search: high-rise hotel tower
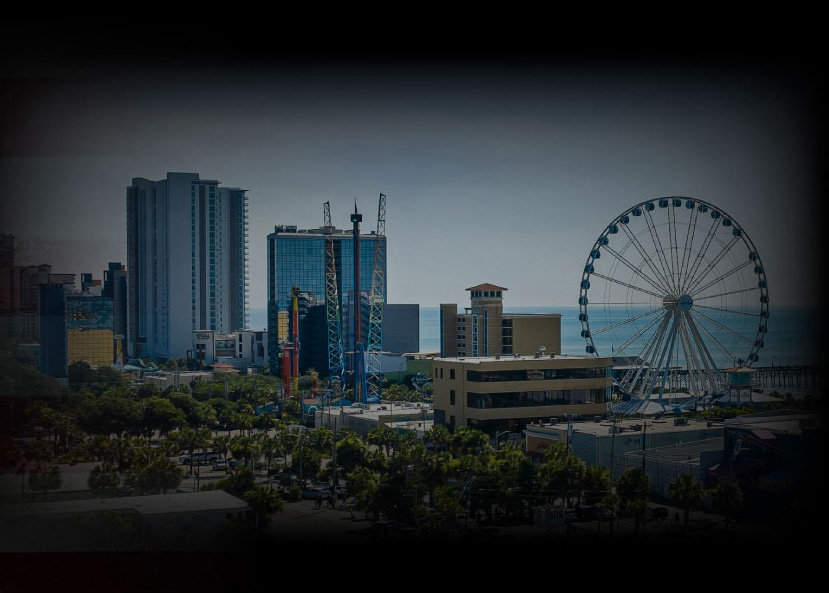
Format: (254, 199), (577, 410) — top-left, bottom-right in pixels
(127, 173), (248, 358)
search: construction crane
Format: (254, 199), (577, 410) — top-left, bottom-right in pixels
(323, 201), (345, 392)
(365, 193), (386, 401)
(350, 202), (366, 404)
(281, 286), (301, 396)
(291, 286), (300, 394)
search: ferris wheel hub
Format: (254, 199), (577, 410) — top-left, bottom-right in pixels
(662, 294), (693, 311)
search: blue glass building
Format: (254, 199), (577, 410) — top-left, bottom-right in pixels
(266, 225), (386, 377)
(39, 283), (67, 377)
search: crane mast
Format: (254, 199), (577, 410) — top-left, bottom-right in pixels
(323, 201), (345, 391)
(366, 193), (386, 401)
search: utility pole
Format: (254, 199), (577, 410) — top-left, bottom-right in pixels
(641, 422), (648, 470)
(608, 415), (618, 484)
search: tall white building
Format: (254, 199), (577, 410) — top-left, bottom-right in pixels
(127, 173), (249, 359)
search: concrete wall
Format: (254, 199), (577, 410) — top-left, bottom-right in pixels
(511, 315), (561, 356)
(383, 303), (419, 355)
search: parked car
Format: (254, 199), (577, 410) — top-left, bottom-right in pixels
(212, 459), (227, 471)
(647, 506), (669, 521)
(301, 486), (328, 500)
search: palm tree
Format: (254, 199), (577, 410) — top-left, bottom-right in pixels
(615, 467), (650, 536)
(243, 484), (284, 534)
(582, 464), (610, 507)
(366, 426), (400, 457)
(424, 424), (451, 452)
(711, 477), (743, 528)
(537, 448), (585, 508)
(667, 473), (705, 529)
(212, 434), (232, 464)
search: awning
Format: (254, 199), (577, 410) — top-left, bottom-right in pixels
(751, 429), (777, 440)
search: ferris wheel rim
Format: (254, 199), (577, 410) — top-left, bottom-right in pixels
(577, 196), (769, 399)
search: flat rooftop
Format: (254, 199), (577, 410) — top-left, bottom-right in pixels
(318, 401), (432, 421)
(435, 354), (611, 364)
(386, 420), (434, 431)
(624, 436), (725, 462)
(526, 416), (722, 438)
(724, 411), (823, 435)
(1, 490), (248, 518)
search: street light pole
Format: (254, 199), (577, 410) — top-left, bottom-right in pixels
(495, 431), (510, 451)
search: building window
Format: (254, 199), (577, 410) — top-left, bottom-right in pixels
(450, 390), (455, 405)
(450, 368), (455, 380)
(440, 367), (444, 379)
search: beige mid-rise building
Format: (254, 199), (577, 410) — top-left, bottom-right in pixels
(440, 283), (560, 358)
(432, 353), (612, 436)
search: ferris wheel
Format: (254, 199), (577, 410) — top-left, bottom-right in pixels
(578, 197), (769, 413)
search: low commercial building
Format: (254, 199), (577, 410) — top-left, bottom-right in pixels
(526, 416), (724, 481)
(66, 293), (118, 368)
(0, 490), (249, 552)
(720, 410), (823, 510)
(383, 352), (436, 385)
(622, 436), (724, 496)
(315, 401), (433, 437)
(191, 329), (268, 370)
(387, 418), (434, 439)
(142, 370), (214, 389)
(433, 353), (613, 436)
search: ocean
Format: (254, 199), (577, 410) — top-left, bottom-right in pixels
(248, 305), (820, 367)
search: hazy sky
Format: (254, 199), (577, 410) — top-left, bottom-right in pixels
(1, 40), (823, 311)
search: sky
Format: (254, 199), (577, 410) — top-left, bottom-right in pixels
(1, 27), (824, 313)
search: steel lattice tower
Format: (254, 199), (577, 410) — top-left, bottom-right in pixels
(323, 201), (345, 388)
(366, 193), (386, 400)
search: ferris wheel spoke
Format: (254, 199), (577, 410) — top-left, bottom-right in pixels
(688, 311), (739, 369)
(648, 315), (677, 399)
(616, 322), (669, 392)
(694, 286), (760, 300)
(611, 310), (668, 357)
(677, 317), (704, 395)
(694, 303), (761, 318)
(668, 204), (681, 293)
(677, 205), (700, 292)
(636, 313), (673, 396)
(684, 311), (726, 371)
(686, 313), (721, 391)
(591, 306), (663, 336)
(643, 314), (679, 398)
(643, 209), (677, 293)
(683, 216), (721, 295)
(589, 272), (665, 300)
(588, 302), (656, 305)
(655, 314), (681, 399)
(631, 315), (670, 397)
(689, 259), (753, 298)
(601, 244), (671, 295)
(681, 312), (721, 392)
(683, 235), (741, 295)
(617, 223), (674, 293)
